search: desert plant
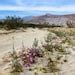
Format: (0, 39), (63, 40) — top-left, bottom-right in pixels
(47, 58), (60, 73)
(42, 33), (70, 74)
(50, 30), (67, 37)
(32, 38), (38, 48)
(3, 16), (23, 30)
(10, 37), (23, 75)
(10, 51), (23, 75)
(20, 39), (43, 67)
(20, 48), (40, 67)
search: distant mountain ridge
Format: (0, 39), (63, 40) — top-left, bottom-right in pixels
(23, 14), (75, 27)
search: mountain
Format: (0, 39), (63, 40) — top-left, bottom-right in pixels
(23, 14), (75, 27)
(23, 16), (34, 21)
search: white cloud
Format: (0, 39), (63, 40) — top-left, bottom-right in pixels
(0, 5), (24, 11)
(0, 5), (75, 13)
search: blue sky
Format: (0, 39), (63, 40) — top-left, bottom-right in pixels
(0, 0), (75, 18)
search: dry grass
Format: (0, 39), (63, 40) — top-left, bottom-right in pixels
(47, 27), (75, 37)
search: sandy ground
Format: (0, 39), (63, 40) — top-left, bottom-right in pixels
(0, 28), (75, 75)
(0, 28), (49, 75)
(0, 28), (48, 56)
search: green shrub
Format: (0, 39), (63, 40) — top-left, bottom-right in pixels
(3, 16), (23, 30)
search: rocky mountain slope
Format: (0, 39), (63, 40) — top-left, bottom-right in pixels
(24, 14), (75, 27)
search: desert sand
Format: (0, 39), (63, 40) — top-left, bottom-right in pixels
(0, 28), (48, 75)
(0, 28), (75, 75)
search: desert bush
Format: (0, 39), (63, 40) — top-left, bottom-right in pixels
(10, 51), (23, 73)
(42, 33), (70, 74)
(3, 16), (23, 30)
(0, 20), (4, 28)
(48, 28), (75, 37)
(20, 39), (43, 67)
(50, 30), (67, 37)
(20, 48), (43, 67)
(47, 57), (60, 73)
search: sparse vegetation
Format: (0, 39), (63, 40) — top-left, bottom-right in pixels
(8, 32), (71, 75)
(48, 28), (75, 36)
(10, 51), (23, 75)
(3, 16), (24, 30)
(42, 33), (70, 74)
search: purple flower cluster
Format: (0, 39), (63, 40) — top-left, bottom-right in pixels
(20, 48), (43, 67)
(28, 48), (43, 57)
